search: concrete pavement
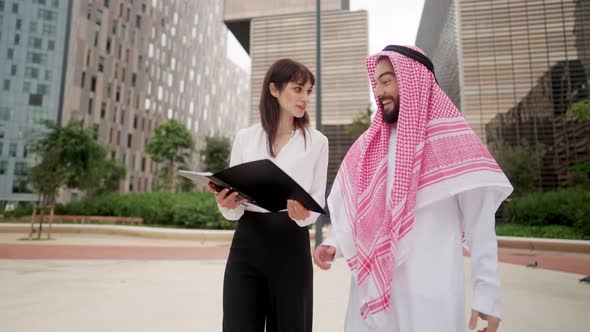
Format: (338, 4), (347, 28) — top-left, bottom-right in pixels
(1, 257), (589, 332)
(1, 227), (589, 331)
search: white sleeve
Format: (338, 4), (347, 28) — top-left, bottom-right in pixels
(292, 136), (329, 227)
(458, 188), (503, 319)
(217, 131), (245, 221)
(319, 179), (354, 259)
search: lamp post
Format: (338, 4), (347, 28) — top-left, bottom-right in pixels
(315, 0), (324, 248)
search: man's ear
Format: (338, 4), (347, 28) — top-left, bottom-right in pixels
(269, 82), (280, 98)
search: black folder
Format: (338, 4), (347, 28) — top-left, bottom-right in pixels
(178, 159), (326, 214)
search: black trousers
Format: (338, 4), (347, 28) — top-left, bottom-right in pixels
(223, 211), (313, 332)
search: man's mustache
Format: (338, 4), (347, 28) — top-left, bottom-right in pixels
(379, 97), (395, 106)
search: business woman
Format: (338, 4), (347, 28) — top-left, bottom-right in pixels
(210, 58), (329, 332)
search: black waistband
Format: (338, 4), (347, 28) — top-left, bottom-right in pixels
(231, 211), (310, 249)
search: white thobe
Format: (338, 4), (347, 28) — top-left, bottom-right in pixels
(323, 126), (504, 332)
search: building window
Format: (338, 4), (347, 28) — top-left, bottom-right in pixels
(0, 161), (7, 175)
(94, 30), (99, 47)
(14, 34), (19, 45)
(42, 24), (56, 36)
(91, 76), (96, 92)
(111, 106), (117, 123)
(0, 1), (4, 11)
(133, 115), (138, 129)
(29, 37), (42, 49)
(23, 81), (32, 93)
(44, 70), (52, 81)
(127, 134), (132, 148)
(88, 97), (93, 115)
(81, 71), (86, 88)
(100, 102), (106, 119)
(98, 56), (105, 72)
(47, 40), (55, 50)
(7, 48), (13, 59)
(129, 176), (134, 191)
(29, 94), (43, 106)
(104, 0), (110, 8)
(9, 143), (16, 157)
(29, 22), (38, 33)
(106, 37), (111, 53)
(13, 162), (32, 193)
(38, 9), (57, 21)
(96, 9), (103, 25)
(12, 3), (17, 14)
(0, 107), (11, 121)
(37, 83), (49, 95)
(3, 80), (9, 91)
(26, 52), (46, 65)
(25, 67), (40, 79)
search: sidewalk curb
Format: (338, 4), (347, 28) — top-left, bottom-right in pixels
(0, 223), (235, 242)
(2, 223), (589, 253)
(497, 236), (590, 254)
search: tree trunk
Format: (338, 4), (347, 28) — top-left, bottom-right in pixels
(37, 193), (47, 239)
(169, 157), (177, 193)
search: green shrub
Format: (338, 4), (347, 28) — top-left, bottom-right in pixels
(2, 203), (34, 218)
(495, 224), (587, 240)
(504, 189), (590, 229)
(56, 192), (235, 229)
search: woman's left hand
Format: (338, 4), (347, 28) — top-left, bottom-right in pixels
(287, 199), (311, 221)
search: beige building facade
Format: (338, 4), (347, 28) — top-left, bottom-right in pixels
(224, 0), (369, 184)
(61, 0), (249, 196)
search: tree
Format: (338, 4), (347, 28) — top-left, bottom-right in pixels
(566, 162), (590, 189)
(491, 141), (546, 196)
(200, 136), (231, 173)
(146, 120), (194, 192)
(29, 120), (126, 238)
(566, 98), (590, 122)
(346, 104), (373, 139)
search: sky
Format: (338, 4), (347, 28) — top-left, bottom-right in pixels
(226, 0), (426, 72)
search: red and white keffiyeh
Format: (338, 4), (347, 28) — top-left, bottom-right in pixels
(335, 47), (512, 326)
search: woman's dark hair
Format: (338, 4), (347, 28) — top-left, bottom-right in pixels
(260, 59), (315, 157)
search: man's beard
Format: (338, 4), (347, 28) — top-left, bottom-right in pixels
(381, 99), (399, 124)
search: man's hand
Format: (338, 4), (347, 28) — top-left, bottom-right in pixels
(313, 245), (336, 270)
(209, 184), (246, 209)
(287, 199), (311, 221)
(469, 309), (500, 332)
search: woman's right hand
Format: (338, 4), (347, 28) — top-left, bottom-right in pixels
(208, 183), (246, 209)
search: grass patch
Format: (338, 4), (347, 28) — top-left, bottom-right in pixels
(17, 237), (56, 241)
(496, 224), (589, 240)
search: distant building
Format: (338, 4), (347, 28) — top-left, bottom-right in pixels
(0, 0), (250, 205)
(416, 0), (590, 190)
(224, 0), (370, 184)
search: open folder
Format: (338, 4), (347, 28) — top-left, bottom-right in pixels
(178, 159), (326, 214)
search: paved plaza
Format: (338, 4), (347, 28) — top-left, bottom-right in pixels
(0, 232), (589, 332)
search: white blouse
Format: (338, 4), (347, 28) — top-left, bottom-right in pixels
(217, 123), (329, 227)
